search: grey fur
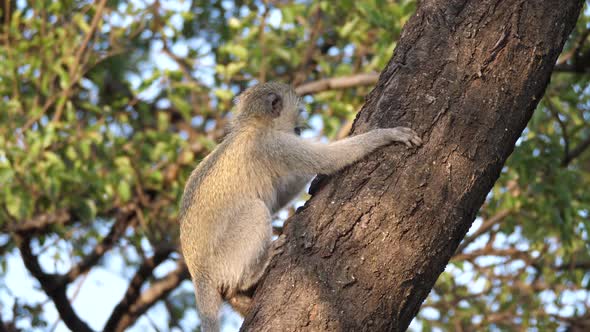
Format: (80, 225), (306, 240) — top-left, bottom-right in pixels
(179, 82), (422, 332)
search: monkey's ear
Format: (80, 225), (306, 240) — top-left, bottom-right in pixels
(266, 92), (282, 117)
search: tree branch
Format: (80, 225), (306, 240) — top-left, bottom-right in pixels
(557, 28), (590, 65)
(294, 72), (379, 96)
(546, 99), (571, 162)
(454, 210), (511, 255)
(6, 209), (71, 235)
(104, 259), (189, 332)
(103, 246), (174, 330)
(293, 7), (323, 86)
(553, 259), (590, 271)
(0, 310), (18, 332)
(553, 63), (590, 73)
(51, 0), (108, 124)
(14, 203), (137, 332)
(562, 135), (590, 166)
(16, 236), (93, 332)
(453, 247), (536, 264)
(63, 208), (135, 284)
(257, 4), (271, 82)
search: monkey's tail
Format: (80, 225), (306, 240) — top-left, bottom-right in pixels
(194, 281), (222, 332)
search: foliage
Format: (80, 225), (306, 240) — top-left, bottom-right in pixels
(0, 0), (588, 331)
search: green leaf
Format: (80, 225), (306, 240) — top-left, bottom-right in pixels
(117, 181), (132, 202)
(169, 94), (192, 121)
(226, 62), (246, 76)
(214, 89), (233, 102)
(274, 48), (291, 62)
(0, 166), (14, 186)
(44, 151), (65, 169)
(73, 13), (91, 33)
(228, 17), (241, 29)
(5, 190), (31, 220)
(5, 193), (23, 219)
(221, 43), (248, 59)
(339, 17), (359, 37)
(281, 6), (295, 23)
(79, 199), (97, 222)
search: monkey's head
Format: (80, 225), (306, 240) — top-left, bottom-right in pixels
(234, 82), (303, 133)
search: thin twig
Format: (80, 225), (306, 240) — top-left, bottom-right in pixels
(51, 0), (108, 124)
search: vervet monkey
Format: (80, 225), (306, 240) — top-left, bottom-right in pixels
(179, 82), (422, 331)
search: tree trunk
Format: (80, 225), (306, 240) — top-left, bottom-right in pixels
(242, 0), (583, 331)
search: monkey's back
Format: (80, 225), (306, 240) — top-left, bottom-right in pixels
(179, 129), (277, 282)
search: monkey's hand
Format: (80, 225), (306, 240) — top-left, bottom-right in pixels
(386, 127), (423, 148)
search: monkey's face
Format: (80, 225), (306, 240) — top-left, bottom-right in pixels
(236, 82), (301, 133)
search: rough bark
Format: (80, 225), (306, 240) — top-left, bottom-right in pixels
(242, 0), (583, 331)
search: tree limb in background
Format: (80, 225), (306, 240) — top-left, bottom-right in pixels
(295, 72), (379, 95)
(454, 209), (511, 255)
(16, 206), (135, 332)
(554, 27), (590, 74)
(6, 209), (71, 235)
(293, 7), (324, 86)
(17, 236), (93, 332)
(562, 135), (590, 166)
(104, 260), (189, 332)
(63, 207), (135, 284)
(103, 245), (176, 330)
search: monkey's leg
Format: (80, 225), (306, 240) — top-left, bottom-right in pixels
(221, 200), (274, 316)
(227, 237), (287, 317)
(194, 280), (222, 332)
(239, 234), (287, 294)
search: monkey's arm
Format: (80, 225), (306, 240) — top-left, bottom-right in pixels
(271, 175), (312, 214)
(273, 127), (421, 175)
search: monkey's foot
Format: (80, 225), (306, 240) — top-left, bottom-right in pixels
(228, 293), (253, 316)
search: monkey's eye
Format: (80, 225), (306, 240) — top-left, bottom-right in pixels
(294, 127), (302, 136)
